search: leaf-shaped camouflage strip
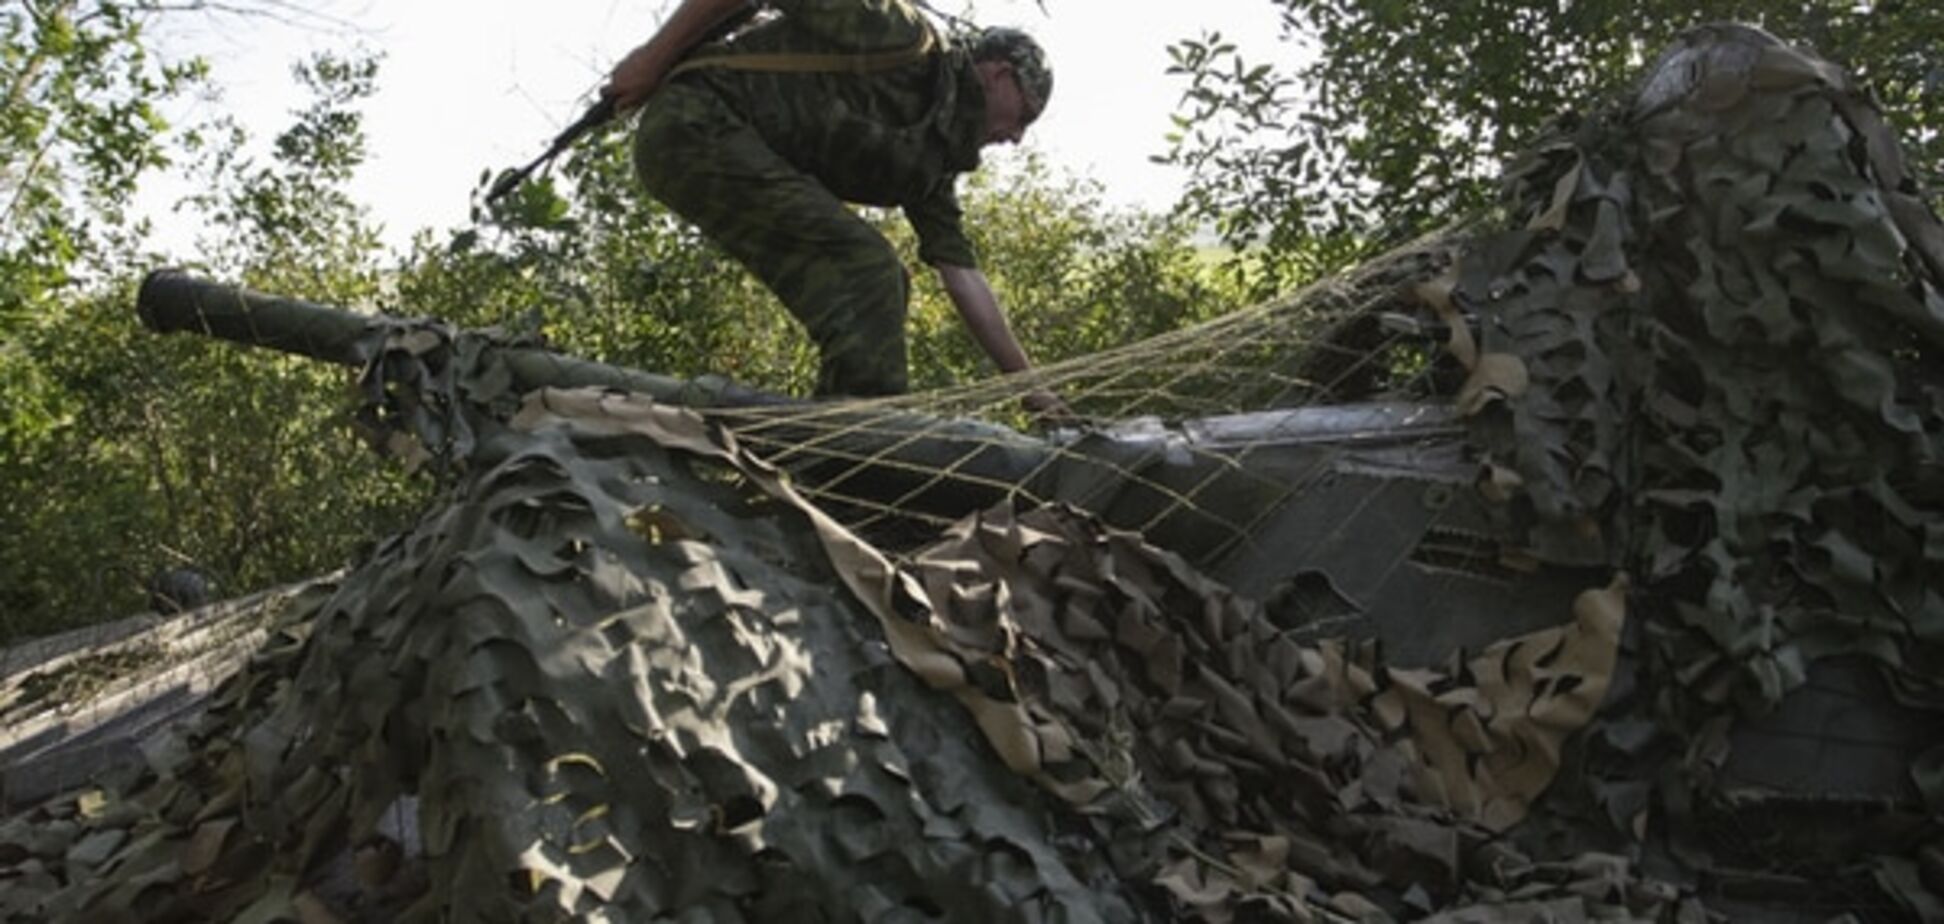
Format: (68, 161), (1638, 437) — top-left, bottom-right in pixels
(5, 388), (1145, 922)
(1476, 21), (1944, 735)
(563, 388), (1689, 921)
(1442, 23), (1944, 914)
(1370, 578), (1624, 832)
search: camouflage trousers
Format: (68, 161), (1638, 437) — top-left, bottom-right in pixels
(633, 82), (911, 397)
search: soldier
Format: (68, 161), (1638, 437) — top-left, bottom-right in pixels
(605, 0), (1067, 414)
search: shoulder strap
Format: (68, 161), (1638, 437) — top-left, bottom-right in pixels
(666, 24), (938, 79)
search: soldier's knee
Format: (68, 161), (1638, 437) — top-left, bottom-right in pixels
(631, 86), (720, 202)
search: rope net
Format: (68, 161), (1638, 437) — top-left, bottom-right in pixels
(702, 232), (1459, 566)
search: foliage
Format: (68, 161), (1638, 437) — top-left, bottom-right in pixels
(0, 50), (423, 641)
(185, 53), (386, 292)
(1160, 0), (1944, 282)
(2, 0), (206, 636)
(2, 1), (208, 447)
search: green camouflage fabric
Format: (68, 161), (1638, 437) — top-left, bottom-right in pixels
(1411, 23), (1944, 917)
(0, 387), (1692, 924)
(12, 19), (1944, 924)
(633, 0), (988, 397)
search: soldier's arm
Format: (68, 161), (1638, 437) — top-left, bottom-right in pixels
(935, 265), (1028, 373)
(934, 264), (1071, 420)
(604, 0), (755, 111)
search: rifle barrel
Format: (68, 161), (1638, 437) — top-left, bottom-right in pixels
(486, 96), (618, 203)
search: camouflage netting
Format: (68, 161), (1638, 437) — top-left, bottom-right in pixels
(1410, 23), (1944, 917)
(4, 21), (1943, 923)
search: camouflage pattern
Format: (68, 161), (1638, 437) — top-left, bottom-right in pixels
(16, 20), (1944, 924)
(633, 0), (990, 397)
(970, 27), (1052, 120)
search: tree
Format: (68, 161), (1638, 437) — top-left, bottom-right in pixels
(2, 0), (213, 635)
(0, 50), (422, 641)
(1160, 0), (1944, 287)
(0, 0), (338, 337)
(2, 1), (207, 449)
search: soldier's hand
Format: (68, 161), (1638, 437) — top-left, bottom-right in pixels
(604, 42), (676, 112)
(1022, 389), (1078, 429)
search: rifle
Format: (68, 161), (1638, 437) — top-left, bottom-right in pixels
(484, 95), (617, 204)
(484, 3), (766, 205)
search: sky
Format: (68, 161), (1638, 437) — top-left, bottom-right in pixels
(140, 0), (1294, 253)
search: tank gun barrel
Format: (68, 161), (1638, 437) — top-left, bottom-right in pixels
(135, 270), (741, 403)
(138, 270), (373, 367)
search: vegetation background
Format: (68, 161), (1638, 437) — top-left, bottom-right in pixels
(3, 0), (1938, 640)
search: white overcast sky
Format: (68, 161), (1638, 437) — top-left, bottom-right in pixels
(140, 0), (1294, 254)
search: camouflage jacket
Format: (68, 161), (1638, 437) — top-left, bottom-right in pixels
(670, 0), (987, 268)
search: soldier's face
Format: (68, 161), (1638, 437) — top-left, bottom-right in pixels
(978, 61), (1031, 146)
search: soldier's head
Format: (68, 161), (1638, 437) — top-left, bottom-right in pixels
(970, 27), (1051, 145)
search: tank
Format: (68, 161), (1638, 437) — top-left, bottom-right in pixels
(2, 22), (1940, 923)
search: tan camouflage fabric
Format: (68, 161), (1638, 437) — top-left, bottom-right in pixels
(0, 384), (1679, 922)
(7, 19), (1944, 924)
(1418, 23), (1944, 917)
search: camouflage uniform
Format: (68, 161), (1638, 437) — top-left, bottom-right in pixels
(632, 0), (986, 397)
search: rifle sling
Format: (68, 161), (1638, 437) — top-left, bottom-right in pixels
(667, 29), (936, 79)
